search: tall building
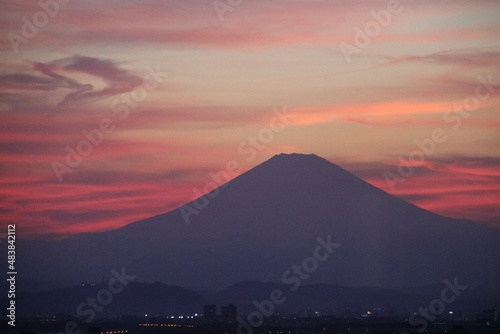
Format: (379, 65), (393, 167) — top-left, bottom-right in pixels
(221, 304), (237, 320)
(204, 304), (216, 319)
(479, 307), (498, 323)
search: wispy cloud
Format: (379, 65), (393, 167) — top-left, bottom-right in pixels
(1, 0), (499, 237)
(339, 156), (500, 227)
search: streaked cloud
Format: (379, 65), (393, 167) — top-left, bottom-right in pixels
(0, 0), (499, 237)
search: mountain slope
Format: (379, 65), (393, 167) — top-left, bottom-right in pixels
(18, 153), (500, 296)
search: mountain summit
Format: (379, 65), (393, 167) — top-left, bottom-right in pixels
(19, 153), (500, 296)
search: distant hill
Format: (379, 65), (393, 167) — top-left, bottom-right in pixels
(9, 280), (496, 319)
(12, 282), (207, 318)
(211, 280), (494, 316)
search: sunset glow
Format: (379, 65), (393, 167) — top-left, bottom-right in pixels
(1, 0), (499, 238)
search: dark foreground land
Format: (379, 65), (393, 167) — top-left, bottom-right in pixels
(3, 314), (499, 334)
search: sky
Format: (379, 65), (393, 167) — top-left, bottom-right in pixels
(0, 0), (499, 238)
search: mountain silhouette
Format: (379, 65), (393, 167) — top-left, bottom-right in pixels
(18, 153), (500, 299)
(11, 282), (206, 318)
(8, 280), (492, 318)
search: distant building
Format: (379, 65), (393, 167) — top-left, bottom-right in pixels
(204, 304), (216, 319)
(479, 307), (498, 323)
(221, 304), (237, 320)
(298, 308), (309, 318)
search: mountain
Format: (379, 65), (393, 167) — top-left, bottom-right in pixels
(18, 153), (500, 300)
(8, 281), (494, 319)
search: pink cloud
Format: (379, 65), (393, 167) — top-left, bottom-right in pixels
(345, 157), (500, 228)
